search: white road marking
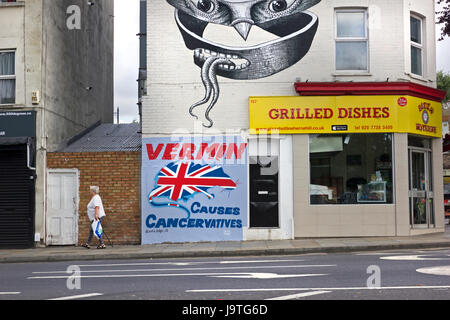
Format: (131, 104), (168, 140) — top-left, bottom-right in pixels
(417, 266), (450, 276)
(0, 292), (20, 295)
(219, 260), (303, 264)
(32, 264), (335, 274)
(47, 293), (103, 301)
(380, 255), (450, 261)
(210, 273), (327, 279)
(266, 291), (331, 300)
(187, 285), (450, 293)
(73, 259), (305, 268)
(28, 272), (326, 280)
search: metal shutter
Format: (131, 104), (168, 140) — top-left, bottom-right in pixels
(0, 145), (35, 248)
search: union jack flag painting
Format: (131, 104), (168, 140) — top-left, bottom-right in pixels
(149, 162), (237, 211)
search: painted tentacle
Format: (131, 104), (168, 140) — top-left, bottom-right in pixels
(203, 57), (230, 128)
(189, 56), (217, 119)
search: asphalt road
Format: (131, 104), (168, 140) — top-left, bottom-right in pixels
(1, 247), (450, 301)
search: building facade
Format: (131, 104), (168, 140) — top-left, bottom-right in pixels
(0, 0), (114, 247)
(141, 0), (445, 244)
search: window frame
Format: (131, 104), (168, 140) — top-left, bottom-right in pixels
(334, 8), (370, 73)
(410, 14), (424, 77)
(0, 49), (16, 105)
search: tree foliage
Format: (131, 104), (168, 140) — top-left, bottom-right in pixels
(438, 70), (450, 102)
(437, 0), (450, 40)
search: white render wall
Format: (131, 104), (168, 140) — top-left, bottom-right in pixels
(143, 0), (437, 135)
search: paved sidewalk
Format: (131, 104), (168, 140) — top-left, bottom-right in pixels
(1, 228), (450, 263)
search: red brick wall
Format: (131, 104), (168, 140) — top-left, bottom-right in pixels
(47, 152), (141, 245)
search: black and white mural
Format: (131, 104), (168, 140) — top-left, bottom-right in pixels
(167, 0), (321, 128)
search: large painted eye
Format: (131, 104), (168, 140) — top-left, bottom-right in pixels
(268, 0), (296, 12)
(191, 0), (215, 13)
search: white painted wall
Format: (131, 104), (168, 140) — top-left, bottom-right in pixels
(143, 0), (438, 135)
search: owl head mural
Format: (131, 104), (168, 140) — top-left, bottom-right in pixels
(167, 0), (321, 128)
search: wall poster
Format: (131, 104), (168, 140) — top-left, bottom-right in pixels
(142, 135), (248, 244)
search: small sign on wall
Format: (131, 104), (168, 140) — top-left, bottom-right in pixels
(31, 91), (40, 105)
(0, 111), (36, 138)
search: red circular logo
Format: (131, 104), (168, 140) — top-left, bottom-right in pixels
(398, 97), (407, 107)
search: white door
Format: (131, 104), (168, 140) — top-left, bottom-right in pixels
(47, 170), (79, 245)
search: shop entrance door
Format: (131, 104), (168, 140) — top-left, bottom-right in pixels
(409, 149), (434, 228)
(249, 156), (279, 228)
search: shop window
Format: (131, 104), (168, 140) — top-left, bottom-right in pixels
(309, 134), (393, 205)
(408, 135), (431, 149)
(0, 51), (15, 105)
(335, 9), (369, 71)
(410, 15), (423, 76)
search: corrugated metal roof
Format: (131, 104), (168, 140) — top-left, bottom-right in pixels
(60, 123), (141, 152)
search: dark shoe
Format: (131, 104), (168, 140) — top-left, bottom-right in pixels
(82, 243), (90, 249)
(97, 244), (106, 249)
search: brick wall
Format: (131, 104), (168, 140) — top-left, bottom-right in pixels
(47, 152), (141, 245)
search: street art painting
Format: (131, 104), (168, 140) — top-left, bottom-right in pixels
(141, 136), (248, 244)
(167, 0), (321, 128)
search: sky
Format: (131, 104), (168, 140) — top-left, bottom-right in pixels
(436, 2), (450, 74)
(114, 0), (140, 124)
(113, 0), (450, 124)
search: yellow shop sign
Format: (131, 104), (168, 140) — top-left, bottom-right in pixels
(249, 95), (442, 137)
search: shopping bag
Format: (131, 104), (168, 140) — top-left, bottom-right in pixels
(91, 220), (103, 240)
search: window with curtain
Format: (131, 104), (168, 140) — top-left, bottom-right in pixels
(335, 9), (369, 72)
(0, 51), (15, 104)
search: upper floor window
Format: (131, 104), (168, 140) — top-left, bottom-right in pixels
(335, 9), (369, 72)
(0, 51), (16, 105)
(410, 15), (423, 76)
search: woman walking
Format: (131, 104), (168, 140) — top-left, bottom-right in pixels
(82, 186), (107, 249)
